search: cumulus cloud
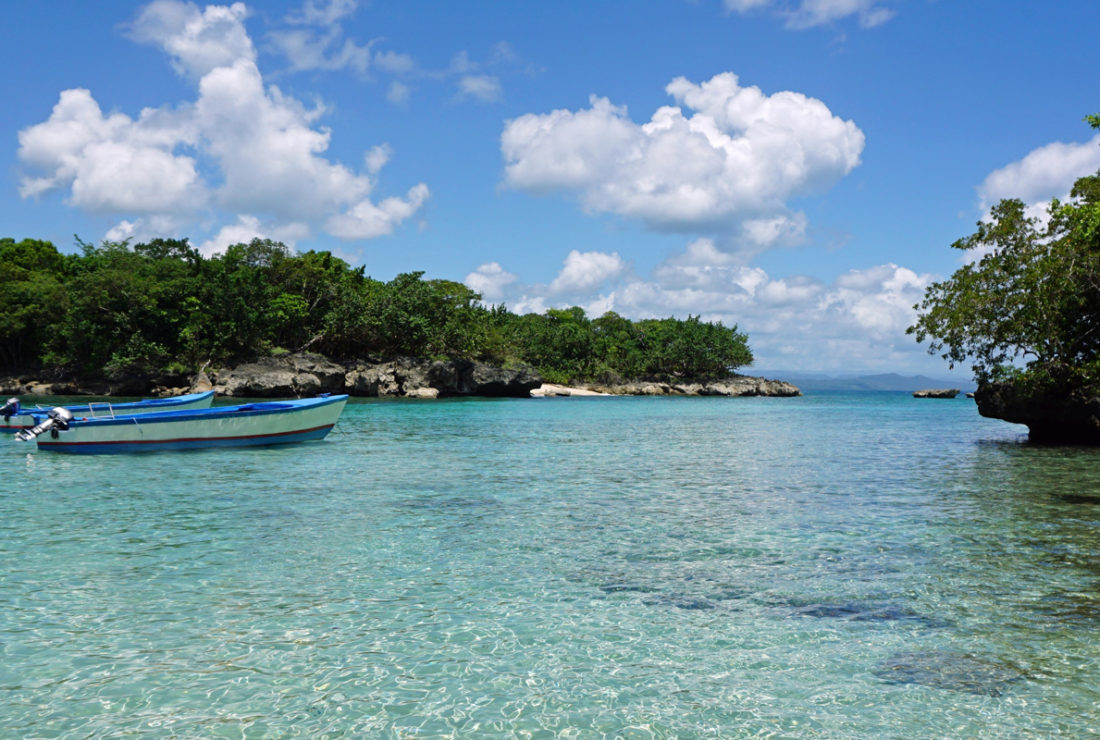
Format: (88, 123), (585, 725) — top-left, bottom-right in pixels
(480, 240), (933, 373)
(978, 134), (1100, 213)
(17, 88), (204, 213)
(549, 250), (627, 294)
(105, 214), (194, 244)
(502, 72), (863, 254)
(464, 262), (518, 300)
(724, 0), (896, 29)
(196, 214), (310, 256)
(18, 0), (428, 247)
(129, 0), (255, 79)
(961, 133), (1100, 262)
(326, 183), (430, 239)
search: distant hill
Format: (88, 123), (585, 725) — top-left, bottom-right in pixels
(753, 371), (977, 393)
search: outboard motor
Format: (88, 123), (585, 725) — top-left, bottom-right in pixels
(1, 397), (18, 421)
(15, 407), (74, 442)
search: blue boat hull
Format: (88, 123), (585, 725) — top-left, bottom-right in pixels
(26, 395), (347, 454)
(37, 422), (337, 454)
(2, 390), (216, 433)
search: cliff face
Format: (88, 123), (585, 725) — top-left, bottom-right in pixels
(211, 353), (542, 399)
(975, 381), (1100, 444)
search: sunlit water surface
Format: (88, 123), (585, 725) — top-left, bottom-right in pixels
(2, 393), (1099, 737)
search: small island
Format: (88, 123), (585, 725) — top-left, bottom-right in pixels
(0, 236), (798, 400)
(912, 389), (960, 399)
(909, 115), (1100, 444)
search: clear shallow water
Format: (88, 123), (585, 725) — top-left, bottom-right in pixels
(2, 392), (1100, 738)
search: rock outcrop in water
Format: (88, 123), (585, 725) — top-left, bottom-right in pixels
(875, 651), (1029, 696)
(975, 381), (1100, 444)
(912, 388), (960, 399)
(546, 376), (801, 397)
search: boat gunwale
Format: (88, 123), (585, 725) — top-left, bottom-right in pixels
(30, 394), (349, 428)
(27, 389), (216, 414)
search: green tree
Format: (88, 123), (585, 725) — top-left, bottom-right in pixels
(636, 315), (752, 380)
(909, 116), (1100, 393)
(357, 272), (491, 358)
(0, 232), (760, 387)
(509, 307), (595, 384)
(0, 238), (68, 370)
(591, 311), (644, 381)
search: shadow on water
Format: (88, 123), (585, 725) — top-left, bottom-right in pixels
(874, 651), (1031, 697)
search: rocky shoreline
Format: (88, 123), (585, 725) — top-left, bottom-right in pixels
(533, 377), (801, 397)
(975, 381), (1100, 444)
(0, 352), (802, 400)
(912, 388), (960, 399)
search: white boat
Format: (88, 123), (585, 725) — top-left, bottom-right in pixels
(16, 394), (347, 454)
(1, 390), (216, 433)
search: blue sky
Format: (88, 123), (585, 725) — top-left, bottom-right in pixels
(3, 1), (1099, 377)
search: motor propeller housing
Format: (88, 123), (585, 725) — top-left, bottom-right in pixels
(1, 397), (18, 420)
(15, 407), (75, 442)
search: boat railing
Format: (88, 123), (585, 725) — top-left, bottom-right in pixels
(31, 401), (118, 418)
(85, 402), (117, 419)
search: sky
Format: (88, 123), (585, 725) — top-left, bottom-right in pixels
(3, 0), (1099, 378)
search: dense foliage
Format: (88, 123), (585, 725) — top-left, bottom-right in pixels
(0, 236), (752, 385)
(909, 116), (1100, 394)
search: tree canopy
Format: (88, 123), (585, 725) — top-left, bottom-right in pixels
(0, 236), (753, 385)
(908, 116), (1100, 393)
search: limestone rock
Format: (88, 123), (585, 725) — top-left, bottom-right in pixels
(190, 371), (214, 393)
(213, 352), (347, 397)
(975, 381), (1100, 444)
(913, 388), (960, 399)
(702, 377), (802, 397)
(345, 362), (401, 396)
(342, 357), (540, 398)
(581, 375), (800, 397)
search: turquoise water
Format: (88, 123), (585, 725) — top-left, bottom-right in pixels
(2, 392), (1100, 738)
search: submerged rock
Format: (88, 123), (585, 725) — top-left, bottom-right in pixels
(793, 601), (950, 628)
(598, 583), (659, 594)
(875, 651), (1029, 696)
